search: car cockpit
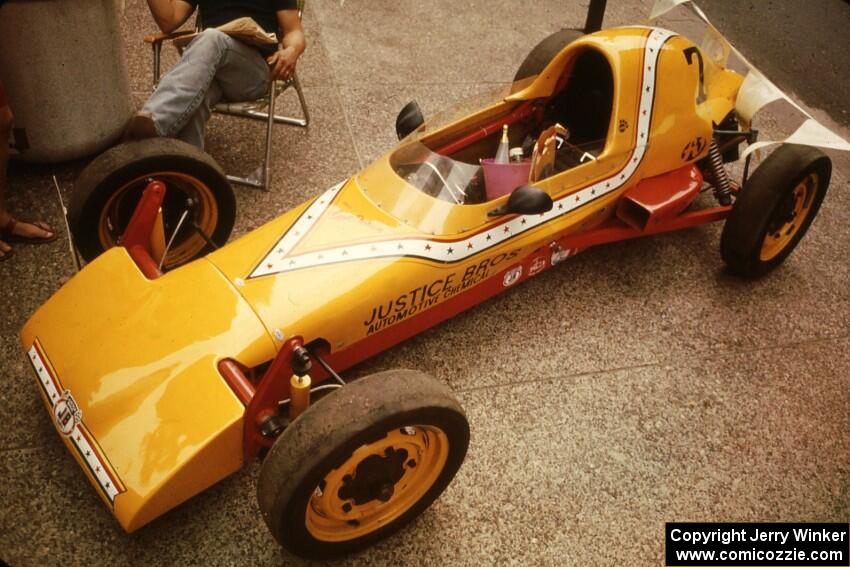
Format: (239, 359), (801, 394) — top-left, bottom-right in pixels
(390, 45), (615, 206)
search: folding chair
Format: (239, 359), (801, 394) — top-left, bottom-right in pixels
(144, 2), (309, 191)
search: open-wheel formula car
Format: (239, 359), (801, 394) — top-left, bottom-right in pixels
(21, 20), (835, 559)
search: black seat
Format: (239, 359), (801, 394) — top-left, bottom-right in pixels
(545, 48), (614, 147)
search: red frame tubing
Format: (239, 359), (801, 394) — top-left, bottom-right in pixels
(435, 102), (537, 156)
(122, 180), (165, 251)
(218, 359), (257, 406)
(127, 245), (163, 279)
(243, 336), (304, 459)
(122, 180), (166, 279)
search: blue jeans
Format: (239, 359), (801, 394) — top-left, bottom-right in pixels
(143, 28), (271, 149)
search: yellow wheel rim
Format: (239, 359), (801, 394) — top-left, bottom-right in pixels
(98, 172), (219, 269)
(305, 425), (450, 542)
(759, 172), (818, 262)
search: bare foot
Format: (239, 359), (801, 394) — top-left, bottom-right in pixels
(0, 239), (12, 261)
(10, 219), (55, 240)
(0, 213), (56, 243)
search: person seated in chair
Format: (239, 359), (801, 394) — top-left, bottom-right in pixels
(128, 0), (306, 149)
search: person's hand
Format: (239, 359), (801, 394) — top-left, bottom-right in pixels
(266, 46), (299, 81)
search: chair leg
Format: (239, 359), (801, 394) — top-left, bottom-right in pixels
(262, 80), (277, 192)
(221, 76), (307, 191)
(268, 74), (309, 127)
(152, 43), (162, 90)
(293, 74), (310, 127)
(225, 81), (277, 191)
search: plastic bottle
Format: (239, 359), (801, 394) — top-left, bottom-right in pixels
(494, 124), (510, 164)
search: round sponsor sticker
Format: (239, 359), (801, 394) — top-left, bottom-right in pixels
(503, 265), (523, 287)
(53, 390), (81, 436)
(529, 256), (547, 276)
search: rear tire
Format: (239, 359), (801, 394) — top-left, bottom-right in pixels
(720, 144), (831, 277)
(257, 369), (469, 559)
(512, 28), (584, 89)
(69, 138), (235, 269)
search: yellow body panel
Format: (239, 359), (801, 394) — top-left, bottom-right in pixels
(21, 248), (276, 531)
(700, 68), (744, 126)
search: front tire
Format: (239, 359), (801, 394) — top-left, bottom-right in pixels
(68, 138), (235, 269)
(257, 369), (469, 559)
(720, 144), (831, 277)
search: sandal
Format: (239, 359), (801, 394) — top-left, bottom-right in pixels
(1, 217), (57, 245)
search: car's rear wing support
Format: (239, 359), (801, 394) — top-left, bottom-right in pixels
(584, 0), (607, 33)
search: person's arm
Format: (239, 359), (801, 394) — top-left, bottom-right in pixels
(266, 10), (306, 81)
(146, 0), (196, 34)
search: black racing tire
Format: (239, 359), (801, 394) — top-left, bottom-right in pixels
(68, 138), (235, 269)
(720, 144), (831, 277)
(512, 28), (584, 88)
(257, 369), (470, 560)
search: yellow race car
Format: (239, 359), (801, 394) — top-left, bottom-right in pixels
(21, 23), (831, 559)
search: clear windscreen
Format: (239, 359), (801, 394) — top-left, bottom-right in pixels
(390, 142), (485, 205)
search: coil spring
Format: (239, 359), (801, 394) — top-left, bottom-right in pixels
(708, 140), (732, 205)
